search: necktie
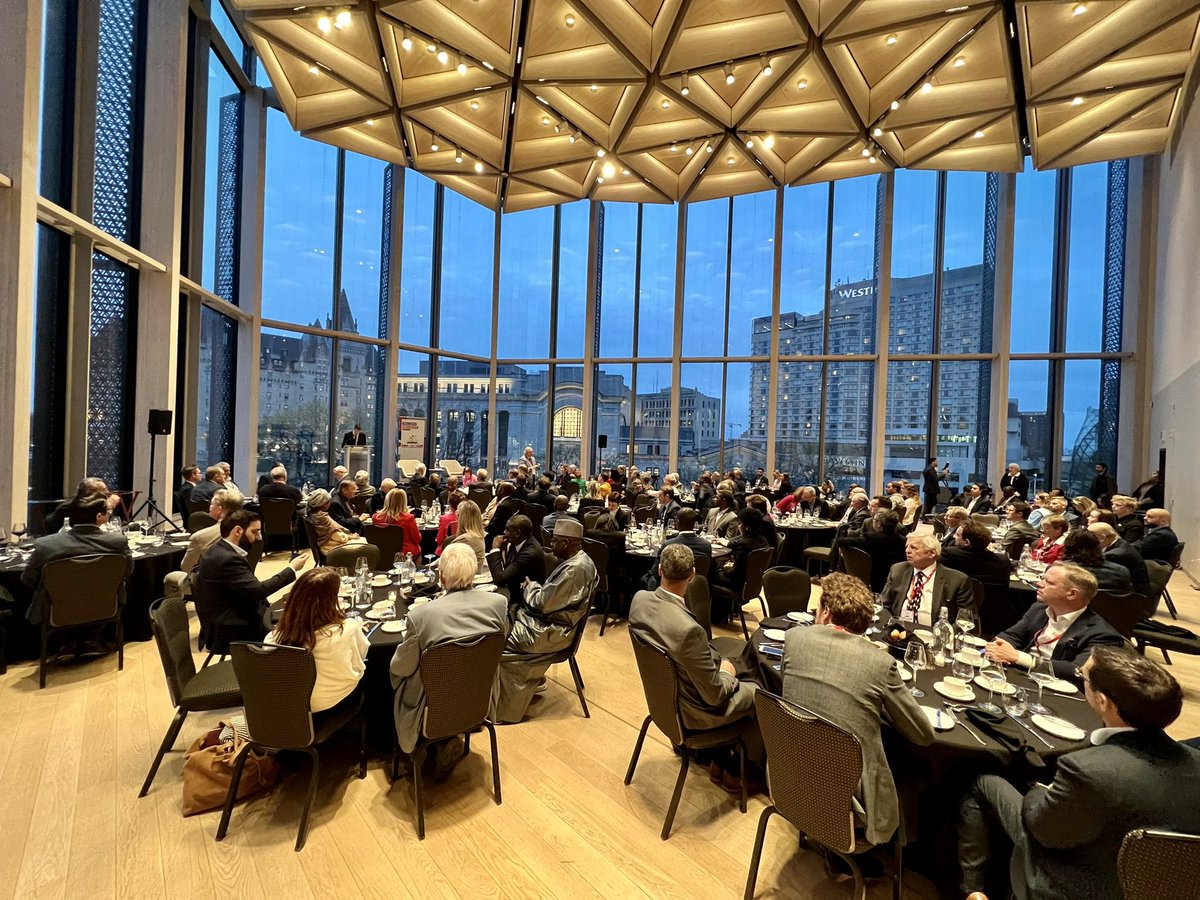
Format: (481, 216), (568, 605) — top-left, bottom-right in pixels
(907, 570), (926, 620)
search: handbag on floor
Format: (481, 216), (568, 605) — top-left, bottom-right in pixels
(181, 720), (279, 817)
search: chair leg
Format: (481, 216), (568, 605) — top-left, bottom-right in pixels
(1163, 588), (1179, 619)
(463, 731), (471, 756)
(358, 718), (367, 779)
(743, 806), (776, 900)
(116, 616), (124, 671)
(201, 652), (216, 668)
(568, 657), (590, 718)
(599, 591), (612, 637)
(661, 749), (690, 840)
(295, 747), (320, 852)
(738, 604), (750, 641)
(624, 715), (652, 785)
(1162, 648), (1173, 665)
(413, 745), (428, 840)
(39, 624), (48, 689)
(215, 743), (253, 841)
(736, 739), (747, 814)
(759, 598), (767, 619)
(139, 707), (188, 797)
(834, 852), (866, 900)
(892, 835), (904, 900)
(483, 721), (502, 804)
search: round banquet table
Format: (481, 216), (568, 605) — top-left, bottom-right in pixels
(775, 519), (838, 568)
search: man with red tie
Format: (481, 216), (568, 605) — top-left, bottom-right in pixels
(881, 532), (975, 627)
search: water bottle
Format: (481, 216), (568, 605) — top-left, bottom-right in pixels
(401, 552), (415, 585)
(932, 607), (954, 667)
(59, 519), (71, 534)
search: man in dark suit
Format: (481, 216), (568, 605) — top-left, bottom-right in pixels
(1132, 508), (1178, 563)
(985, 562), (1126, 684)
(489, 515), (545, 605)
(43, 477), (124, 534)
(188, 465), (227, 508)
(329, 479), (366, 533)
(524, 476), (556, 513)
(257, 465), (303, 503)
(177, 465), (202, 509)
(921, 457), (944, 516)
(999, 463), (1029, 501)
(341, 423), (367, 447)
(1089, 462), (1117, 505)
(941, 521), (1014, 588)
(22, 496), (133, 624)
(959, 647), (1200, 900)
(484, 482), (523, 547)
(795, 485), (829, 519)
(998, 501), (1039, 560)
(1090, 523), (1153, 608)
(837, 509), (908, 594)
(592, 494), (631, 532)
(191, 510), (309, 652)
(660, 509), (711, 560)
(961, 483), (993, 516)
(881, 532), (975, 628)
(653, 488), (680, 528)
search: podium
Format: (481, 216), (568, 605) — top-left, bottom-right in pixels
(343, 446), (370, 474)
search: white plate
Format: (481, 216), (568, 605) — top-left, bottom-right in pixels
(934, 681), (977, 702)
(413, 573), (431, 584)
(914, 629), (935, 644)
(1031, 714), (1086, 741)
(760, 628), (787, 641)
(920, 705), (955, 731)
(974, 675), (1016, 695)
(1044, 678), (1079, 695)
(365, 610), (391, 620)
(371, 575), (391, 588)
(379, 620), (406, 633)
(131, 551), (146, 559)
(473, 573), (492, 584)
(371, 600), (394, 610)
(896, 665), (913, 683)
(786, 611), (814, 624)
(475, 583), (498, 592)
(961, 635), (987, 648)
(953, 651), (985, 667)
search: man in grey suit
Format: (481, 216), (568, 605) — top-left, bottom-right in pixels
(998, 502), (1039, 560)
(162, 488), (244, 600)
(629, 543), (761, 790)
(783, 573), (934, 846)
(22, 496), (133, 624)
(960, 647), (1200, 900)
(390, 544), (508, 773)
(881, 532), (975, 628)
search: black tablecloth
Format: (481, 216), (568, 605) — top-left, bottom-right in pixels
(776, 523), (838, 568)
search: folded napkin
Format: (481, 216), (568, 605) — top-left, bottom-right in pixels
(963, 707), (1047, 777)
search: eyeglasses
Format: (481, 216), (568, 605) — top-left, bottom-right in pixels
(1073, 666), (1092, 686)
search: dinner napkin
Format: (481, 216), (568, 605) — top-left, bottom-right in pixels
(963, 707), (1047, 777)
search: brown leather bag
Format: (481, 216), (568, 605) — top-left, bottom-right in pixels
(181, 723), (279, 817)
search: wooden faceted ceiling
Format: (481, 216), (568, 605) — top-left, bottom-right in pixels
(234, 0), (1200, 211)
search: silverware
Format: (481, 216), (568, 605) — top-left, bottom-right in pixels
(1008, 712), (1054, 748)
(941, 703), (986, 745)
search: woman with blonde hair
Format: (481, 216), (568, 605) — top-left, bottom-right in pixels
(371, 487), (422, 556)
(449, 499), (487, 571)
(306, 489), (362, 554)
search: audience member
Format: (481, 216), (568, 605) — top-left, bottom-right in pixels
(542, 495), (572, 534)
(164, 488), (244, 599)
(371, 488), (422, 558)
(998, 502), (1038, 559)
(660, 508), (711, 561)
(258, 466), (302, 504)
(448, 500), (487, 571)
(306, 489), (364, 555)
(593, 494), (630, 532)
(940, 506), (969, 548)
(1089, 461), (1117, 505)
(1030, 515), (1069, 565)
(1061, 529), (1133, 595)
(484, 482), (522, 546)
(1107, 495), (1144, 543)
(881, 532), (974, 628)
(704, 491), (739, 540)
(370, 478), (397, 515)
(188, 465), (226, 508)
(489, 514), (546, 605)
(435, 491), (463, 556)
(710, 509), (772, 624)
(837, 509), (907, 594)
(354, 470), (375, 499)
(1133, 508), (1178, 563)
(177, 465), (202, 508)
(329, 479), (368, 533)
(1027, 493), (1051, 529)
(941, 521), (1013, 588)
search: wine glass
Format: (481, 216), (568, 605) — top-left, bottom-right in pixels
(954, 608), (976, 638)
(904, 641), (927, 699)
(393, 553), (406, 571)
(1028, 656), (1055, 715)
(979, 660), (1006, 713)
(12, 522), (27, 546)
(1004, 687), (1029, 717)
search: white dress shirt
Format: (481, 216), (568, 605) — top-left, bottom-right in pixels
(902, 563), (938, 626)
(1015, 606), (1087, 670)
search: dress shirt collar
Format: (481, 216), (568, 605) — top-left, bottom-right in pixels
(1046, 605), (1086, 627)
(1090, 725), (1136, 746)
(913, 561), (937, 578)
(658, 587), (688, 609)
(222, 538), (248, 558)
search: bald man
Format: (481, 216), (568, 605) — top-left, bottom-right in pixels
(1132, 509), (1177, 563)
(1089, 522), (1153, 608)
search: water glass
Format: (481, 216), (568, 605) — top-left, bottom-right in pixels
(1003, 687), (1028, 717)
(904, 641), (927, 699)
(979, 660), (1006, 713)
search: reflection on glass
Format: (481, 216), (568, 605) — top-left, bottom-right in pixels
(940, 172), (992, 354)
(1007, 360), (1050, 491)
(439, 191), (494, 357)
(774, 358), (822, 485)
(499, 207), (553, 358)
(552, 365), (585, 471)
(596, 364), (632, 474)
(434, 358), (490, 471)
(727, 192), (775, 357)
(637, 204), (678, 358)
(598, 203), (637, 357)
(196, 305), (237, 472)
(258, 326), (332, 486)
(336, 340), (383, 483)
(1061, 359), (1117, 497)
(825, 361), (873, 491)
(884, 360), (931, 483)
(830, 175), (880, 353)
(937, 360), (990, 487)
(492, 363), (545, 476)
(889, 170), (937, 355)
(1011, 160), (1055, 353)
(634, 363), (675, 475)
(400, 172), (435, 346)
(339, 153), (387, 336)
(683, 199), (729, 357)
(557, 202), (589, 358)
(202, 52), (242, 300)
(677, 363), (722, 481)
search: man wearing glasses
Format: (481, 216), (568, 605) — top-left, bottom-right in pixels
(958, 647), (1200, 899)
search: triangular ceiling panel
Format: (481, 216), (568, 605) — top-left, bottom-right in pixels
(522, 0), (644, 81)
(305, 114), (409, 165)
(663, 50), (806, 128)
(503, 177), (574, 211)
(377, 17), (510, 107)
(509, 91), (602, 172)
(687, 136), (777, 202)
(426, 171), (502, 208)
(903, 111), (1023, 171)
(741, 49), (860, 135)
(617, 86), (721, 153)
(658, 0), (807, 75)
(406, 88), (512, 168)
(792, 138), (894, 185)
(532, 82), (645, 149)
(378, 0), (524, 76)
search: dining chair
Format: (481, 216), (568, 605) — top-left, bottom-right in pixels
(217, 642), (366, 851)
(625, 632), (749, 840)
(324, 542), (380, 573)
(258, 498), (298, 557)
(39, 553), (129, 688)
(1118, 828), (1200, 900)
(1089, 591), (1142, 640)
(839, 546), (873, 591)
(684, 574), (713, 640)
(300, 516), (327, 566)
(362, 523), (406, 569)
(1162, 542), (1186, 619)
(692, 553), (712, 580)
(188, 511), (217, 533)
(761, 567), (812, 618)
(744, 691), (903, 900)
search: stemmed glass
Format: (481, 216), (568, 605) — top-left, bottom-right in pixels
(904, 641), (927, 699)
(1028, 656), (1055, 715)
(979, 659), (1007, 713)
(12, 522), (27, 546)
(954, 609), (976, 639)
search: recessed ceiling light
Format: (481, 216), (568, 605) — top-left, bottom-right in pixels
(1073, 3), (1087, 15)
(334, 9), (350, 29)
(436, 49), (449, 65)
(307, 64), (320, 75)
(317, 14), (331, 33)
(953, 56), (966, 68)
(681, 71), (689, 96)
(596, 148), (606, 157)
(872, 127), (883, 137)
(542, 116), (551, 126)
(661, 98), (670, 109)
(602, 161), (615, 178)
(706, 143), (713, 153)
(797, 78), (808, 90)
(974, 130), (985, 138)
(726, 156), (736, 165)
(724, 62), (735, 85)
(474, 161), (483, 173)
(1072, 96), (1084, 106)
(670, 144), (678, 153)
(869, 154), (877, 164)
(885, 34), (898, 46)
(457, 58), (468, 75)
(469, 100), (479, 110)
(763, 135), (774, 149)
(590, 84), (598, 92)
(564, 12), (575, 26)
(761, 55), (772, 77)
(891, 99), (901, 110)
(430, 140), (439, 152)
(861, 148), (870, 157)
(685, 146), (694, 156)
(365, 118), (375, 127)
(400, 28), (412, 52)
(596, 176), (604, 184)
(921, 81), (933, 94)
(622, 168), (630, 175)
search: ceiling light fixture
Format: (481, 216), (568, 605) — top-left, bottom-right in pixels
(554, 123), (562, 134)
(760, 55), (773, 77)
(602, 161), (615, 178)
(869, 154), (877, 164)
(365, 118), (375, 127)
(542, 115), (551, 126)
(469, 99), (479, 110)
(685, 146), (694, 156)
(431, 139), (440, 152)
(568, 131), (579, 144)
(661, 98), (670, 109)
(886, 34), (898, 46)
(891, 99), (901, 110)
(921, 81), (933, 94)
(596, 148), (606, 157)
(763, 135), (774, 150)
(872, 127), (883, 137)
(726, 156), (736, 165)
(334, 9), (350, 29)
(426, 42), (436, 53)
(746, 138), (754, 148)
(1071, 96), (1084, 106)
(797, 78), (808, 90)
(706, 142), (713, 153)
(564, 12), (575, 26)
(596, 177), (605, 184)
(724, 62), (735, 85)
(317, 13), (331, 33)
(953, 56), (966, 68)
(436, 48), (449, 65)
(669, 143), (678, 153)
(454, 147), (463, 163)
(400, 28), (413, 52)
(590, 84), (598, 92)
(457, 56), (468, 75)
(861, 147), (870, 157)
(974, 129), (985, 138)
(681, 71), (689, 95)
(474, 161), (484, 173)
(1073, 3), (1087, 15)
(622, 168), (630, 175)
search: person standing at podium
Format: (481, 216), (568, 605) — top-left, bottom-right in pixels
(341, 423), (367, 448)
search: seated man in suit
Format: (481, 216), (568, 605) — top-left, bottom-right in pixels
(188, 465), (227, 508)
(493, 518), (598, 724)
(330, 465), (349, 490)
(177, 465), (202, 509)
(998, 502), (1039, 559)
(941, 520), (1014, 589)
(257, 466), (303, 504)
(939, 506), (969, 548)
(783, 573), (934, 846)
(390, 543), (508, 777)
(1133, 508), (1178, 563)
(959, 647), (1200, 900)
(881, 532), (975, 628)
(984, 563), (1126, 684)
(660, 508), (711, 560)
(484, 481), (522, 548)
(370, 478), (396, 515)
(191, 511), (309, 653)
(630, 543), (762, 791)
(839, 509), (908, 595)
(488, 515), (545, 605)
(1061, 529), (1134, 596)
(329, 479), (368, 534)
(592, 494), (630, 532)
(541, 494), (571, 535)
(43, 476), (124, 534)
(525, 476), (556, 513)
(22, 495), (133, 625)
(704, 490), (740, 540)
(654, 488), (681, 529)
(163, 488), (244, 600)
(1089, 522), (1153, 606)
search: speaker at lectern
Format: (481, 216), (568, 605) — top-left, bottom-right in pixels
(344, 446), (370, 474)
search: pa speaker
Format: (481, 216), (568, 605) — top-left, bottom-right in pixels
(147, 409), (173, 436)
(597, 434), (608, 449)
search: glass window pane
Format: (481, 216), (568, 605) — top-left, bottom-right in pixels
(201, 52), (242, 301)
(677, 362), (722, 481)
(724, 362), (764, 477)
(39, 0), (76, 207)
(936, 360), (989, 488)
(262, 109), (337, 325)
(780, 183), (830, 327)
(1066, 163), (1111, 352)
(258, 327), (332, 488)
(492, 363), (545, 476)
(551, 365), (585, 472)
(339, 153), (387, 336)
(598, 203), (637, 357)
(396, 349), (432, 465)
(1006, 360), (1050, 492)
(889, 170), (937, 355)
(637, 204), (678, 359)
(883, 360), (931, 483)
(94, 0), (144, 244)
(498, 207), (553, 358)
(597, 364), (632, 473)
(196, 305), (238, 473)
(335, 340), (384, 484)
(30, 225), (71, 501)
(940, 172), (992, 354)
(634, 363), (674, 475)
(774, 358), (822, 485)
(88, 252), (137, 490)
(825, 361), (874, 493)
(210, 0), (246, 65)
(727, 192), (775, 358)
(1011, 159), (1055, 353)
(556, 201), (589, 358)
(682, 199), (729, 357)
(400, 171), (435, 347)
(829, 175), (880, 354)
(437, 359), (490, 474)
(439, 191), (494, 357)
(1061, 358), (1119, 497)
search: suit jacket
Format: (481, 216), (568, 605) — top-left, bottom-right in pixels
(629, 587), (756, 731)
(922, 465), (940, 497)
(705, 507), (739, 540)
(524, 489), (555, 513)
(1018, 729), (1200, 900)
(1000, 472), (1029, 499)
(662, 531), (712, 560)
(591, 508), (630, 532)
(1089, 472), (1117, 503)
(655, 500), (681, 528)
(996, 603), (1126, 682)
(1114, 513), (1144, 544)
(963, 496), (993, 516)
(491, 540), (547, 605)
(1133, 525), (1177, 563)
(189, 479), (222, 506)
(998, 520), (1039, 559)
(940, 545), (1013, 588)
(328, 493), (363, 533)
(782, 626), (934, 845)
(882, 562), (975, 626)
(180, 522), (223, 574)
(389, 588), (507, 754)
(484, 496), (524, 545)
(1083, 561), (1133, 596)
(1104, 538), (1152, 603)
(21, 526), (133, 624)
(258, 481), (303, 504)
(341, 430), (367, 447)
(796, 500), (829, 519)
(191, 540), (297, 652)
(837, 529), (907, 593)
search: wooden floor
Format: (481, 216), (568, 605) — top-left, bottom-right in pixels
(3, 560), (1200, 900)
